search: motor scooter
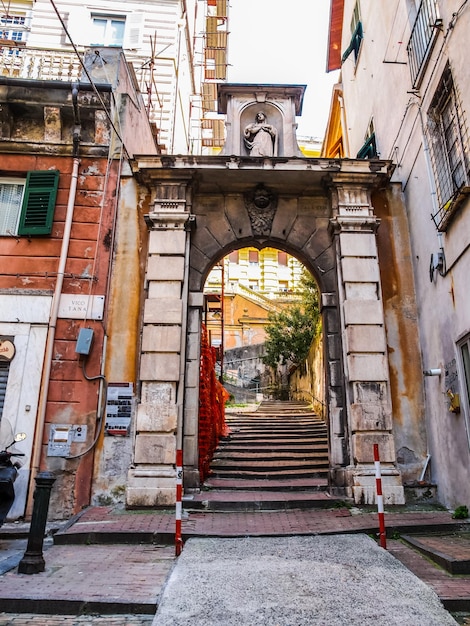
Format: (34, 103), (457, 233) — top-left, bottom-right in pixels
(0, 431), (26, 527)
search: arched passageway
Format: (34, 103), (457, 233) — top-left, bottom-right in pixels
(126, 84), (425, 508)
(128, 153), (407, 505)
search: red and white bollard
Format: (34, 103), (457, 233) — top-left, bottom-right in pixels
(175, 449), (184, 556)
(373, 443), (387, 549)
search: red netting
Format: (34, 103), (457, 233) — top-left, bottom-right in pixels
(198, 324), (230, 482)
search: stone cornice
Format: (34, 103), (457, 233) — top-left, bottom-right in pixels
(132, 155), (394, 192)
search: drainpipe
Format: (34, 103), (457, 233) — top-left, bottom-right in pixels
(27, 85), (81, 514)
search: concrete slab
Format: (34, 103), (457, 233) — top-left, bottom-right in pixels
(153, 535), (458, 625)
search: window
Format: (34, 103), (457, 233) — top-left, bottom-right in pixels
(0, 359), (11, 424)
(278, 252), (288, 266)
(0, 170), (60, 236)
(427, 65), (469, 230)
(249, 250), (259, 265)
(1, 13), (26, 42)
(406, 0), (441, 88)
(357, 119), (378, 159)
(458, 336), (470, 447)
(1, 12), (28, 56)
(67, 10), (143, 50)
(91, 15), (125, 47)
(342, 2), (363, 65)
(228, 250), (239, 263)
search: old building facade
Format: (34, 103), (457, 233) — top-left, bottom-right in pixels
(3, 0), (468, 520)
(0, 48), (158, 518)
(324, 0), (470, 507)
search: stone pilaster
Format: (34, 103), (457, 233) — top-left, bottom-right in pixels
(126, 180), (194, 507)
(329, 180), (404, 504)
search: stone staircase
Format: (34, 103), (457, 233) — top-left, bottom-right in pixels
(184, 400), (343, 512)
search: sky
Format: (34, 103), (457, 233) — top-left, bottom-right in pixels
(226, 0), (339, 140)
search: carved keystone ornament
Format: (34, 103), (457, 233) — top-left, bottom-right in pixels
(244, 184), (278, 236)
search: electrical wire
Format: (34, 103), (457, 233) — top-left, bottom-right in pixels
(60, 360), (108, 460)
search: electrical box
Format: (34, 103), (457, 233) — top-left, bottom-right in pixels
(48, 426), (73, 456)
(47, 425), (88, 457)
(75, 328), (94, 355)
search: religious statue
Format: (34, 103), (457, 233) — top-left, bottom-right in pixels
(243, 112), (278, 157)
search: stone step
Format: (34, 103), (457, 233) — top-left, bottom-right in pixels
(184, 490), (339, 512)
(212, 457), (329, 469)
(203, 477), (328, 491)
(227, 426), (327, 435)
(206, 401), (330, 502)
(214, 445), (328, 456)
(210, 467), (329, 480)
(224, 428), (327, 438)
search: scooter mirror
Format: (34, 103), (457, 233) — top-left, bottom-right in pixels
(14, 433), (26, 442)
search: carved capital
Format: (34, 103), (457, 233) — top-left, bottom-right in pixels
(329, 215), (380, 236)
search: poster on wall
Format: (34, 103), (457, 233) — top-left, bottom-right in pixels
(105, 383), (133, 436)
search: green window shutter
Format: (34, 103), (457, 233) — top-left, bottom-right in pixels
(357, 133), (377, 159)
(17, 170), (59, 236)
(342, 21), (363, 64)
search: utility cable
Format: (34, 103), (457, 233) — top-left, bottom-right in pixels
(49, 0), (128, 157)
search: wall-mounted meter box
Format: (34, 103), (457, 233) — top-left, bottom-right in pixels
(48, 425), (73, 456)
(75, 328), (94, 355)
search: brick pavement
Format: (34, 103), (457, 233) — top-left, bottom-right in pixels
(388, 538), (470, 613)
(55, 505), (469, 541)
(0, 543), (174, 616)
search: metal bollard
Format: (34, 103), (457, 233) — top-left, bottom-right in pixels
(18, 471), (56, 575)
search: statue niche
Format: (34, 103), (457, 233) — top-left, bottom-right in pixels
(243, 111), (278, 157)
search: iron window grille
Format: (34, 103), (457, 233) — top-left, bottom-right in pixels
(426, 65), (470, 230)
(407, 0), (442, 89)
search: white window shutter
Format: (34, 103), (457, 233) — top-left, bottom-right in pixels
(123, 12), (144, 50)
(65, 7), (90, 46)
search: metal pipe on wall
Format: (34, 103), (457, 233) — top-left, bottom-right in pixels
(27, 156), (80, 515)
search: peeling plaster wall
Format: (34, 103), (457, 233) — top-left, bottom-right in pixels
(91, 177), (150, 506)
(373, 185), (428, 484)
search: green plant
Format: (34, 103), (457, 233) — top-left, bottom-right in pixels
(262, 271), (321, 370)
(452, 505), (469, 519)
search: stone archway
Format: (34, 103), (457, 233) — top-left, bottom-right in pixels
(126, 84), (407, 507)
(127, 156), (404, 506)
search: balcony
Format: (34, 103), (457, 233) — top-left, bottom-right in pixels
(407, 0), (442, 88)
(0, 44), (82, 82)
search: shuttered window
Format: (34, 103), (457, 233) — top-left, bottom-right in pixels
(17, 170), (60, 236)
(0, 360), (10, 424)
(0, 180), (25, 235)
